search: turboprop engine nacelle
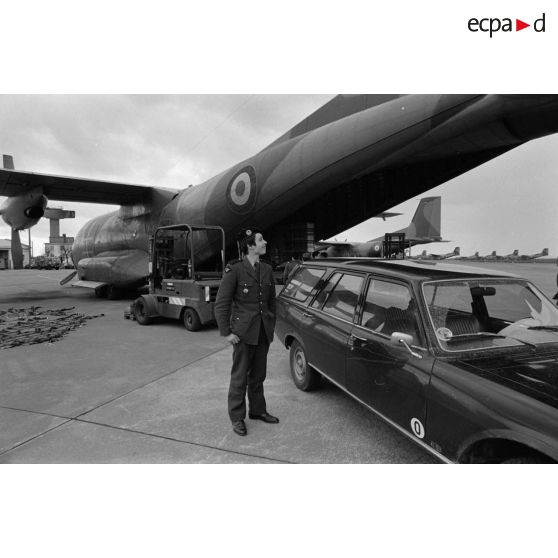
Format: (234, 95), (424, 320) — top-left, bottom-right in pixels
(0, 188), (48, 230)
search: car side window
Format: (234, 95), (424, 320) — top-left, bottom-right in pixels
(311, 272), (342, 309)
(361, 278), (421, 342)
(320, 273), (364, 322)
(282, 267), (326, 303)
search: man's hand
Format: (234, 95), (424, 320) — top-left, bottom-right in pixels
(226, 333), (240, 345)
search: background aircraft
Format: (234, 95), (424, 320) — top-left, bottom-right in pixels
(415, 246), (460, 260)
(504, 249), (520, 262)
(517, 248), (549, 261)
(483, 250), (499, 262)
(2, 94), (558, 296)
(313, 196), (443, 258)
(458, 251), (481, 261)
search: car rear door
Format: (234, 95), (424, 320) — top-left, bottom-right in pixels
(345, 276), (433, 438)
(303, 271), (365, 388)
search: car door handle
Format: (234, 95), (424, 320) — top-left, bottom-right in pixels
(302, 312), (315, 318)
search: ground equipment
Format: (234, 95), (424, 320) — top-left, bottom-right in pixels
(133, 224), (225, 331)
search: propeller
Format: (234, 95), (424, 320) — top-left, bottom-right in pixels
(11, 228), (24, 269)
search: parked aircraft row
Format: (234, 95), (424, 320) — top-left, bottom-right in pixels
(414, 246), (460, 260)
(456, 248), (550, 262)
(2, 94), (558, 296)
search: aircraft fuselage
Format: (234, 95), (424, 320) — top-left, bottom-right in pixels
(38, 93), (558, 289)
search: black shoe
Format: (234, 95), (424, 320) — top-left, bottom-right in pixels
(248, 412), (279, 424)
(232, 420), (247, 436)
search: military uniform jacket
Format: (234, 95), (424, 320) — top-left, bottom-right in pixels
(214, 258), (276, 345)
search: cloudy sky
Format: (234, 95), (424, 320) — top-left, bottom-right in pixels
(1, 94), (557, 259)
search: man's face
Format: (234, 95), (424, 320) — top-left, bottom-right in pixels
(249, 233), (267, 256)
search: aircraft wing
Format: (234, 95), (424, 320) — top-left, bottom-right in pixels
(314, 241), (353, 248)
(0, 168), (179, 205)
(375, 211), (402, 220)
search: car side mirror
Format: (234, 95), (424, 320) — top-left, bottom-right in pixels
(390, 332), (423, 359)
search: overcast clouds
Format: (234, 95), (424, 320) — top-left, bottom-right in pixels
(1, 94), (557, 259)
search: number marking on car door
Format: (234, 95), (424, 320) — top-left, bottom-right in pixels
(411, 418), (425, 439)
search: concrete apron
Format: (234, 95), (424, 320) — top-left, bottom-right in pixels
(0, 270), (436, 463)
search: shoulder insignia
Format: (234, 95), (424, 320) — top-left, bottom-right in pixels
(225, 258), (241, 273)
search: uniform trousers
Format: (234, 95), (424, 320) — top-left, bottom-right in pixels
(228, 325), (269, 421)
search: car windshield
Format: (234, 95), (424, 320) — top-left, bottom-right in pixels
(422, 279), (558, 353)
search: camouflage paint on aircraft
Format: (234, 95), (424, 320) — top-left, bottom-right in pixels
(2, 94), (558, 290)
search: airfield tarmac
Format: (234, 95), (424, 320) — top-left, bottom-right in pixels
(0, 261), (556, 464)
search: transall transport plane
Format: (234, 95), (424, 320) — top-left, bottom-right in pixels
(2, 94), (558, 298)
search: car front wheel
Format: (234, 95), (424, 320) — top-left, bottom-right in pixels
(289, 340), (321, 391)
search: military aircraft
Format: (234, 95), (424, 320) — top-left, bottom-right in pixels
(415, 246), (460, 260)
(458, 251), (482, 261)
(504, 249), (520, 262)
(312, 196), (443, 258)
(517, 248), (549, 261)
(483, 250), (499, 262)
(2, 94), (558, 297)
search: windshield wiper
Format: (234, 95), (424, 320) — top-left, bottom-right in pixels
(527, 325), (558, 331)
(447, 332), (506, 342)
(446, 332), (537, 349)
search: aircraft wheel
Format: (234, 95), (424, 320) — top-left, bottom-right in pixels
(289, 340), (321, 391)
(134, 298), (152, 325)
(183, 308), (201, 331)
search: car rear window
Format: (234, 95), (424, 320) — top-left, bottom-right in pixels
(321, 273), (364, 322)
(282, 266), (327, 303)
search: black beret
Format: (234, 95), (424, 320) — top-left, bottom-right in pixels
(236, 228), (262, 243)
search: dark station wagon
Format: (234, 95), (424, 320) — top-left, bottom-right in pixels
(275, 258), (558, 463)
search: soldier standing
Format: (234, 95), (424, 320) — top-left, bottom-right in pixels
(214, 228), (279, 436)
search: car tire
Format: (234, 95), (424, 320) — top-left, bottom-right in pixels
(289, 340), (321, 391)
(134, 298), (152, 325)
(183, 307), (202, 331)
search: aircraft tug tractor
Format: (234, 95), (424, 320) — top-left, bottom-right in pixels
(133, 224), (225, 331)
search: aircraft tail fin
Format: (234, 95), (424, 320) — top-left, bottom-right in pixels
(2, 154), (14, 170)
(453, 247), (460, 256)
(402, 196), (442, 240)
(542, 248), (549, 256)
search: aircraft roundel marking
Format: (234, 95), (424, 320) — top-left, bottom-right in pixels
(411, 418), (425, 439)
(227, 166), (257, 214)
(374, 244), (380, 252)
